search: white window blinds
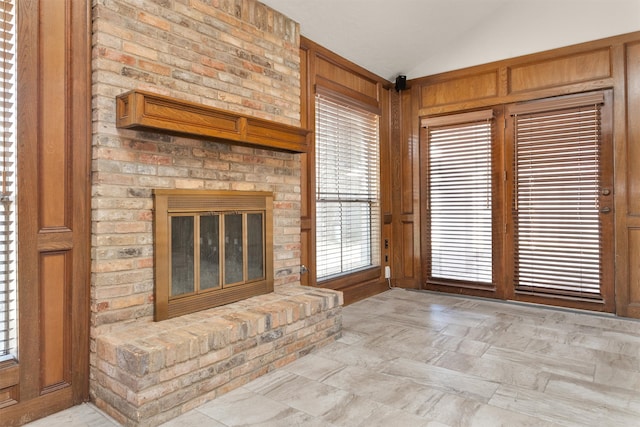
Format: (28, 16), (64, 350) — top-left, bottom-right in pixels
(513, 96), (604, 299)
(315, 94), (380, 280)
(0, 0), (15, 360)
(424, 111), (493, 285)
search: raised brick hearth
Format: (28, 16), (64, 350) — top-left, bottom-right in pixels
(94, 285), (342, 426)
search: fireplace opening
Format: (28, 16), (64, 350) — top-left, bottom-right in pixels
(154, 190), (274, 320)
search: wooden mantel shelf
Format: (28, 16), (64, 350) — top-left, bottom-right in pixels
(115, 90), (310, 153)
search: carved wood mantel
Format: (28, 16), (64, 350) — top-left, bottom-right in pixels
(115, 90), (310, 153)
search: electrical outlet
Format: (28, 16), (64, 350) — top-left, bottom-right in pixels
(384, 266), (391, 279)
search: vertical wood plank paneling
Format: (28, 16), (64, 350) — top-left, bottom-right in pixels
(299, 44), (313, 287)
(380, 89), (392, 271)
(401, 90), (414, 216)
(40, 253), (68, 390)
(391, 86), (421, 289)
(39, 0), (67, 228)
(299, 47), (310, 220)
(16, 0), (41, 403)
(401, 221), (415, 278)
(380, 89), (392, 217)
(621, 41), (640, 317)
(69, 0), (91, 399)
(628, 229), (640, 304)
(626, 42), (640, 215)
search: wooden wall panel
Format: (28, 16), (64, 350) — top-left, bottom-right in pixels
(40, 253), (69, 390)
(628, 229), (640, 305)
(626, 42), (640, 215)
(299, 44), (313, 287)
(508, 49), (611, 94)
(300, 228), (310, 286)
(390, 87), (421, 289)
(381, 90), (392, 216)
(401, 221), (415, 278)
(420, 71), (499, 108)
(401, 108), (414, 215)
(414, 35), (637, 117)
(315, 56), (379, 100)
(618, 40), (640, 318)
(380, 89), (392, 270)
(40, 0), (68, 228)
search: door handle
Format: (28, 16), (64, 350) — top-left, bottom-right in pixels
(600, 207), (611, 213)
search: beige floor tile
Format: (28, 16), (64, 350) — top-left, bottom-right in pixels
(490, 383), (640, 426)
(379, 357), (500, 403)
(159, 410), (225, 426)
(484, 346), (595, 382)
(26, 288), (640, 427)
(281, 353), (347, 381)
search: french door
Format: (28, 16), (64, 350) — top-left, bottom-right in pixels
(505, 91), (614, 311)
(422, 90), (615, 312)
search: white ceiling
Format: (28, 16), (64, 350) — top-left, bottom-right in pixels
(260, 0), (640, 82)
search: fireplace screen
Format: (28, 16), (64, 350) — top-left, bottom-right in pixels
(170, 211), (265, 295)
(154, 190), (273, 320)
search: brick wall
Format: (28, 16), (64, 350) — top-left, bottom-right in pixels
(91, 0), (302, 333)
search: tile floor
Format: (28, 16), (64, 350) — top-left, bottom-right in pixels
(25, 288), (640, 426)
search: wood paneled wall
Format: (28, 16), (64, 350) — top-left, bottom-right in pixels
(407, 31), (640, 318)
(388, 88), (422, 289)
(620, 38), (640, 318)
(0, 1), (91, 424)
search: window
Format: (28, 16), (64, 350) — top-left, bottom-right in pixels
(154, 190), (273, 320)
(423, 110), (494, 287)
(315, 94), (380, 280)
(511, 92), (607, 300)
(0, 0), (15, 362)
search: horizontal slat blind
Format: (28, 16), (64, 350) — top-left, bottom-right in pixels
(315, 94), (380, 280)
(426, 117), (493, 284)
(513, 103), (602, 299)
(0, 0), (15, 360)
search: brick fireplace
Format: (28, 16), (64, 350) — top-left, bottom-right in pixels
(92, 0), (303, 332)
(90, 1), (342, 425)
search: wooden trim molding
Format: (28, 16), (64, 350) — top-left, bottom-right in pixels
(116, 90), (311, 153)
(421, 108), (494, 128)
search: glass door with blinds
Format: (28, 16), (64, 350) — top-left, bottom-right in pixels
(420, 90), (613, 312)
(420, 109), (503, 296)
(506, 91), (614, 311)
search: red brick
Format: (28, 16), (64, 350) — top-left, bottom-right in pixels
(97, 47), (136, 65)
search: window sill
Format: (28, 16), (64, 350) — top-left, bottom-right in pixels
(317, 266), (382, 291)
